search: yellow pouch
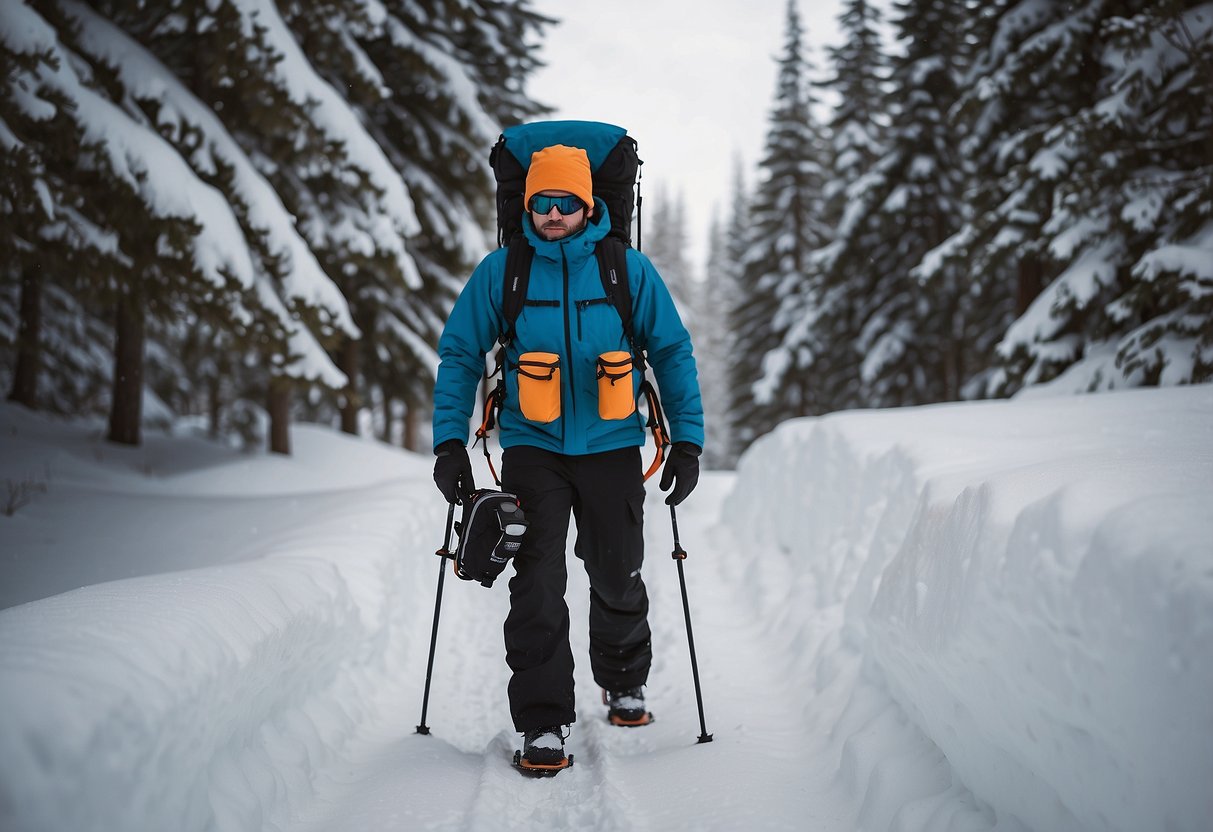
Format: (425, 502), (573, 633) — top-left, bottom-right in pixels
(596, 351), (636, 420)
(517, 351), (561, 423)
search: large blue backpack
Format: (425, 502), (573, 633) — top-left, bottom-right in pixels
(490, 120), (640, 247)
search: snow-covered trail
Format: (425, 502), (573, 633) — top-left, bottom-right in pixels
(290, 471), (851, 831)
(6, 388), (1210, 830)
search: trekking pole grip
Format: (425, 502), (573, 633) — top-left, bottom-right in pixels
(417, 501), (456, 735)
(436, 500), (456, 559)
(670, 502), (687, 560)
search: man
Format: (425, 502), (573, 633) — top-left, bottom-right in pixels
(431, 142), (703, 771)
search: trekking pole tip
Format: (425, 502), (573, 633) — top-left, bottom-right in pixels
(697, 733), (714, 744)
(416, 725), (431, 736)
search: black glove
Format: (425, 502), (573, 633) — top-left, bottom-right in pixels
(659, 442), (701, 506)
(433, 439), (475, 504)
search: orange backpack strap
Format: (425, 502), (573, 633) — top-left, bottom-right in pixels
(639, 380), (670, 482)
(473, 381), (504, 486)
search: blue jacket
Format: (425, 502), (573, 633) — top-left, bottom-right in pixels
(433, 200), (703, 456)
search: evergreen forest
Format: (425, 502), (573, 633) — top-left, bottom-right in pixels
(2, 0), (1210, 466)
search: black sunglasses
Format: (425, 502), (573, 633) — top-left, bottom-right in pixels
(529, 194), (586, 215)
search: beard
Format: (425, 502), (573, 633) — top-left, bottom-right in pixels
(535, 214), (587, 240)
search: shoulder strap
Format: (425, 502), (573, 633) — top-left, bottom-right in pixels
(594, 237), (646, 370)
(501, 234), (534, 346)
(594, 238), (667, 480)
(476, 233), (534, 488)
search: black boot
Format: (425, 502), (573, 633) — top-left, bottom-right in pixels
(605, 687), (653, 726)
(520, 725), (569, 768)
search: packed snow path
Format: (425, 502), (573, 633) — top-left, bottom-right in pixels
(4, 387), (1210, 831)
(291, 472), (851, 831)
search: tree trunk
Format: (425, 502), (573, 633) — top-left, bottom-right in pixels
(339, 336), (359, 435)
(946, 301), (964, 402)
(381, 391), (393, 444)
(7, 264), (42, 408)
(207, 373), (222, 440)
(403, 400), (420, 451)
(1017, 255), (1045, 316)
(268, 377), (291, 455)
(108, 286), (144, 447)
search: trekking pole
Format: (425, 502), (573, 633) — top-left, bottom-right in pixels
(670, 503), (713, 744)
(417, 501), (456, 735)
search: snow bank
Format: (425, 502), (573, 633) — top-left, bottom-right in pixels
(0, 408), (440, 831)
(4, 387), (1211, 831)
(728, 385), (1213, 831)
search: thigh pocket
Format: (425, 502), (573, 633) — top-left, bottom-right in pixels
(627, 492), (645, 526)
(516, 351), (561, 423)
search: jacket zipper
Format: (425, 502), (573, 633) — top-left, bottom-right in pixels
(562, 247), (575, 436)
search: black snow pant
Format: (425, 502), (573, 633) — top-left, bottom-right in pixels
(500, 444), (652, 732)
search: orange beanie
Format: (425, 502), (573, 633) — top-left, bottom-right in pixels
(524, 145), (593, 210)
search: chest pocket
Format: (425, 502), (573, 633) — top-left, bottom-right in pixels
(574, 296), (616, 342)
(516, 299), (561, 350)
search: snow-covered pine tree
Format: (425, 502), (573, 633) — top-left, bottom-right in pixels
(274, 0), (441, 442)
(456, 0), (551, 129)
(54, 0), (358, 452)
(815, 0), (969, 409)
(94, 0), (419, 452)
(0, 106), (116, 416)
(818, 0), (888, 223)
(714, 158), (750, 466)
(642, 182), (695, 324)
(733, 0), (831, 448)
(759, 0), (889, 417)
(1, 28), (73, 411)
(996, 0), (1213, 390)
(2, 1), (549, 451)
(926, 0), (1104, 399)
(1, 8), (120, 416)
(697, 205), (735, 470)
(2, 1), (295, 446)
(310, 0), (548, 449)
(0, 34), (119, 418)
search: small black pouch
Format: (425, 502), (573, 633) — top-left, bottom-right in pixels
(453, 489), (528, 588)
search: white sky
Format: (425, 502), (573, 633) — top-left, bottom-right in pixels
(526, 0), (846, 275)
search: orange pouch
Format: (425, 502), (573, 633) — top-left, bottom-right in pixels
(516, 352), (561, 423)
(596, 351), (636, 420)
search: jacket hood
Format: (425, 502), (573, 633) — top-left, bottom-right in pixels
(522, 196), (611, 262)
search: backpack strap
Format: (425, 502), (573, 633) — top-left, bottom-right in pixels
(593, 237), (646, 371)
(638, 378), (669, 482)
(500, 234), (535, 353)
(593, 237), (668, 480)
(473, 383), (503, 486)
(475, 234), (534, 486)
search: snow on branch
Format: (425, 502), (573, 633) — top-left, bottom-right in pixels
(1132, 222), (1213, 285)
(230, 0), (422, 288)
(1, 1), (255, 296)
(57, 1), (358, 341)
(381, 13), (500, 148)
